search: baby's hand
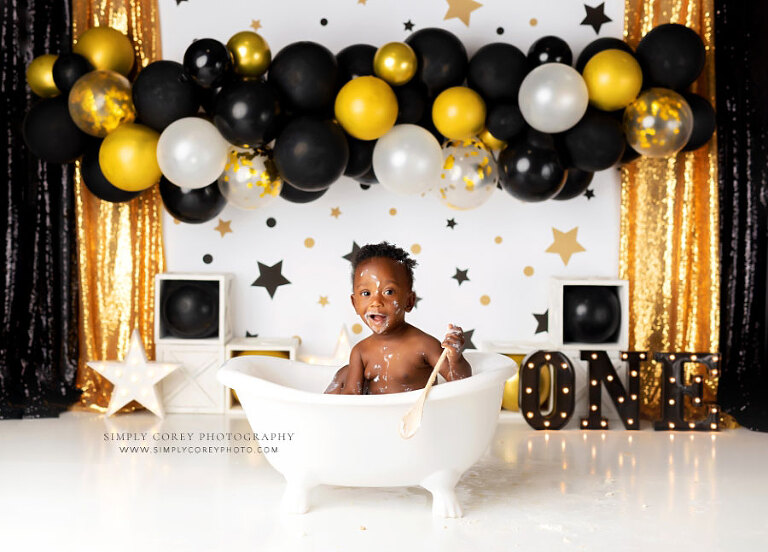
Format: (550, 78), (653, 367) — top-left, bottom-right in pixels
(441, 324), (465, 361)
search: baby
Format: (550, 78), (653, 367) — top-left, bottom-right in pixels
(324, 242), (471, 395)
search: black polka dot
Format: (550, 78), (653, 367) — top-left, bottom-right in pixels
(266, 217), (276, 228)
(320, 18), (328, 26)
(203, 254), (213, 264)
(496, 27), (504, 35)
(360, 184), (371, 190)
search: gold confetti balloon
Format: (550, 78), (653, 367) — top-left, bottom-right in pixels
(26, 54), (60, 97)
(68, 70), (136, 137)
(218, 147), (282, 210)
(226, 31), (271, 79)
(373, 42), (417, 86)
(436, 138), (497, 210)
(623, 88), (693, 158)
(73, 26), (135, 76)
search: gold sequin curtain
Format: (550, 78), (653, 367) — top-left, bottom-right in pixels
(73, 0), (165, 412)
(621, 0), (720, 419)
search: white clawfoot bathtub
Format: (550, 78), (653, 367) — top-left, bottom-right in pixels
(217, 351), (515, 518)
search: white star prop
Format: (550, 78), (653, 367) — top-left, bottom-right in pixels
(300, 325), (353, 366)
(87, 329), (180, 418)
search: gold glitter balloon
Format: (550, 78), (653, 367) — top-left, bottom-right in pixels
(226, 31), (271, 79)
(73, 26), (135, 76)
(218, 147), (282, 210)
(373, 42), (417, 86)
(68, 70), (136, 137)
(26, 54), (60, 97)
(623, 88), (693, 158)
(436, 138), (497, 210)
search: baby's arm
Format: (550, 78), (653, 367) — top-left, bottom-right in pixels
(438, 324), (471, 381)
(340, 344), (366, 395)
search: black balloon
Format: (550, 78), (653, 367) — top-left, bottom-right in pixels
(486, 103), (526, 142)
(620, 140), (642, 164)
(197, 85), (221, 115)
(268, 41), (338, 114)
(518, 127), (557, 151)
(336, 44), (376, 84)
(682, 92), (716, 151)
(635, 23), (705, 90)
(279, 181), (329, 203)
(468, 43), (527, 103)
(344, 136), (375, 179)
(159, 177), (226, 223)
(562, 286), (621, 344)
(553, 168), (593, 200)
(575, 37), (635, 73)
(498, 144), (566, 202)
(81, 140), (140, 202)
(274, 118), (349, 191)
(133, 60), (200, 132)
(51, 53), (93, 93)
(213, 81), (280, 147)
(406, 28), (467, 96)
(560, 109), (625, 171)
(183, 38), (230, 88)
(23, 97), (88, 163)
(527, 36), (573, 69)
(394, 80), (429, 124)
(161, 281), (220, 339)
(356, 166), (378, 185)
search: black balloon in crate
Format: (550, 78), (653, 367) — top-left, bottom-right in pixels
(562, 286), (621, 344)
(161, 281), (220, 339)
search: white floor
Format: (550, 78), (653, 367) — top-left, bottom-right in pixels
(1, 411), (766, 551)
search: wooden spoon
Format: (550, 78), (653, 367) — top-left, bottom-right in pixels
(399, 348), (449, 439)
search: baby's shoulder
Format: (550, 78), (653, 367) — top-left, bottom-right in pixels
(404, 325), (441, 347)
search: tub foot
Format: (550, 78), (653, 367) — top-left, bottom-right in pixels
(281, 478), (315, 514)
(420, 470), (463, 518)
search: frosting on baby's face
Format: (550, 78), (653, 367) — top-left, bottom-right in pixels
(351, 257), (415, 335)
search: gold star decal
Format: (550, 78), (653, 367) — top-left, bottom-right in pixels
(318, 296), (329, 307)
(444, 0), (483, 26)
(330, 207), (342, 218)
(546, 227), (586, 266)
(358, 0), (367, 4)
(214, 218), (232, 237)
(250, 19), (262, 31)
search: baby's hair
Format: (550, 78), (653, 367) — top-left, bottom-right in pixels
(352, 242), (417, 289)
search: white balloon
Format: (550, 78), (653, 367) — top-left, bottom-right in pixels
(372, 124), (442, 195)
(518, 63), (589, 133)
(157, 117), (229, 189)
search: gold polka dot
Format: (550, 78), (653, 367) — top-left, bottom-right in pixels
(352, 323), (363, 334)
(480, 295), (491, 306)
(530, 18), (538, 26)
(494, 236), (502, 244)
(411, 243), (421, 254)
(389, 208), (397, 216)
(524, 266), (534, 277)
(304, 237), (315, 248)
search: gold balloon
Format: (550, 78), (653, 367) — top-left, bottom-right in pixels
(26, 54), (60, 98)
(68, 70), (136, 137)
(73, 26), (135, 76)
(501, 360), (551, 412)
(226, 31), (271, 79)
(373, 42), (417, 86)
(99, 123), (161, 192)
(334, 76), (398, 140)
(623, 88), (694, 158)
(583, 49), (643, 111)
(432, 86), (486, 141)
(478, 128), (507, 151)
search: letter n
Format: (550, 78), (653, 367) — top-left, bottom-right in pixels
(580, 351), (643, 430)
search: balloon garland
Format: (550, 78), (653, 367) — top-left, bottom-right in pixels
(22, 24), (715, 212)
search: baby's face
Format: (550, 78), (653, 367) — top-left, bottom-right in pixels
(351, 257), (415, 334)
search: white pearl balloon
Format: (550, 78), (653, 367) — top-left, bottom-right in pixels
(372, 124), (442, 195)
(157, 117), (229, 189)
(518, 63), (589, 133)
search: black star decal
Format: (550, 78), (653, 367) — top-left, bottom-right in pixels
(404, 20), (415, 31)
(251, 261), (291, 298)
(343, 241), (361, 263)
(446, 218), (458, 229)
(175, 0), (188, 5)
(413, 295), (422, 309)
(452, 268), (470, 286)
(581, 3), (612, 34)
(463, 329), (476, 350)
(246, 331), (259, 338)
(534, 310), (549, 334)
(584, 188), (595, 200)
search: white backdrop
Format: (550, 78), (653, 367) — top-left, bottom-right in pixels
(159, 0), (625, 357)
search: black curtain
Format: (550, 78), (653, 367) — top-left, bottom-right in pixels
(1, 0), (81, 419)
(716, 0), (768, 431)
